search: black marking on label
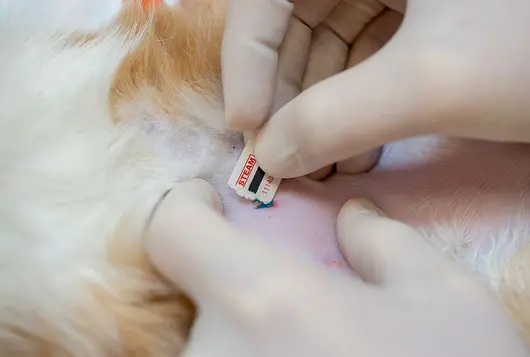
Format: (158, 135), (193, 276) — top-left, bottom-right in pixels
(248, 166), (265, 193)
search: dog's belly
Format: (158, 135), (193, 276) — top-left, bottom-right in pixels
(220, 136), (530, 283)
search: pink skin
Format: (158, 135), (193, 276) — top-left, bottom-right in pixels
(218, 136), (530, 275)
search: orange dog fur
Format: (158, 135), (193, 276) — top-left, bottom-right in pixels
(93, 1), (226, 356)
(1, 1), (226, 355)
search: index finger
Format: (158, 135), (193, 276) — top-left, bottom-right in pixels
(222, 0), (293, 131)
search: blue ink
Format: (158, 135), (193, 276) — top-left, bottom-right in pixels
(253, 199), (275, 209)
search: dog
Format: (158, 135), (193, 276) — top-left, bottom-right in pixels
(1, 0), (530, 355)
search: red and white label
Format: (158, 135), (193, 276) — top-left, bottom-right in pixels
(228, 140), (281, 204)
(236, 153), (257, 188)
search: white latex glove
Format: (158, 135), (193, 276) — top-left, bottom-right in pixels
(146, 180), (528, 357)
(222, 0), (530, 178)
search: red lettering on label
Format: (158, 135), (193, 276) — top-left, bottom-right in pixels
(237, 154), (257, 187)
(261, 176), (274, 194)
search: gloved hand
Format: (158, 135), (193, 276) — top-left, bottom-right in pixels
(146, 179), (528, 357)
(222, 0), (530, 179)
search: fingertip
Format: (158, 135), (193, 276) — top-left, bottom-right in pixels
(337, 198), (453, 286)
(253, 100), (309, 178)
(338, 198), (386, 221)
(144, 179), (229, 297)
(254, 74), (373, 179)
(254, 126), (295, 178)
(337, 198), (386, 255)
(222, 0), (294, 133)
(225, 102), (270, 132)
(336, 198), (393, 283)
(145, 179), (223, 253)
(144, 177), (286, 301)
(166, 179), (223, 214)
(227, 118), (263, 133)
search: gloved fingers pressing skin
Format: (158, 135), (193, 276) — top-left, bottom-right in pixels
(336, 199), (457, 288)
(253, 36), (427, 178)
(222, 0), (293, 131)
(145, 179), (304, 310)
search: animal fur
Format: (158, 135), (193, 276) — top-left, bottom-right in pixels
(0, 0), (231, 355)
(0, 0), (529, 355)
